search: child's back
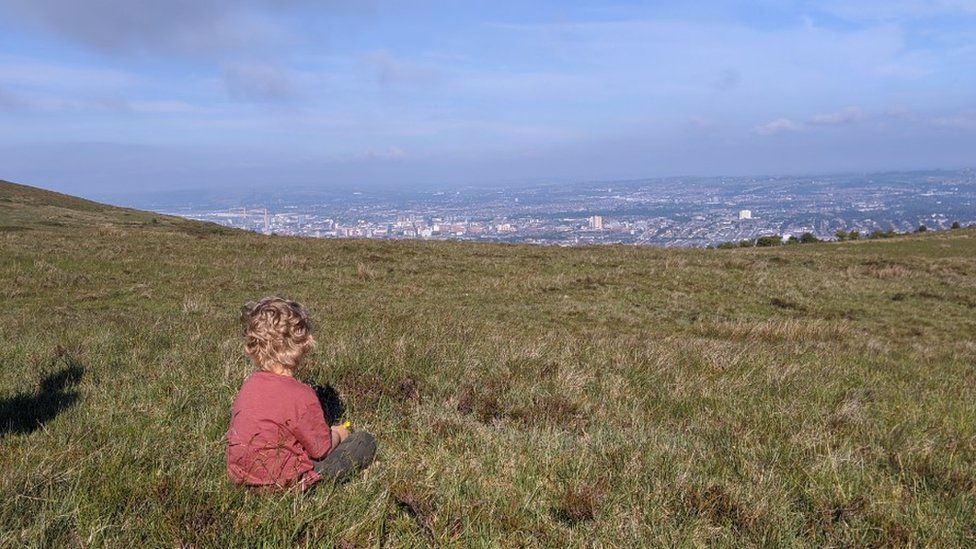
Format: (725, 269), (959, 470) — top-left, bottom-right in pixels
(226, 370), (332, 488)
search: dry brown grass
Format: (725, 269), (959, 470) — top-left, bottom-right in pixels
(357, 262), (375, 281)
(698, 318), (851, 342)
(553, 483), (603, 525)
(864, 263), (914, 279)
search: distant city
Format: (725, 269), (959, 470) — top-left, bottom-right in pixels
(133, 170), (976, 247)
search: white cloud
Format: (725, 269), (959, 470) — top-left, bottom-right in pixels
(128, 100), (202, 114)
(809, 107), (865, 126)
(485, 17), (909, 106)
(811, 0), (976, 21)
(0, 85), (25, 109)
(689, 116), (715, 129)
(0, 56), (140, 92)
(360, 51), (443, 89)
(753, 118), (803, 136)
(711, 68), (741, 91)
(222, 63), (297, 102)
(332, 146), (408, 163)
(931, 114), (976, 129)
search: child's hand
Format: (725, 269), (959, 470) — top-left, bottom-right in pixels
(332, 424), (350, 444)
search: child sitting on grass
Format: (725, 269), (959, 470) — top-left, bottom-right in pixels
(226, 296), (376, 489)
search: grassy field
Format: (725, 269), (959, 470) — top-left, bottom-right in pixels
(1, 179), (974, 546)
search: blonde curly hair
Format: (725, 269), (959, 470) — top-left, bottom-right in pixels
(240, 297), (316, 371)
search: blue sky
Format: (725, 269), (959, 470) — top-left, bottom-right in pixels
(1, 0), (975, 195)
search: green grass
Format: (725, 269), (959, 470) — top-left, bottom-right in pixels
(1, 179), (974, 546)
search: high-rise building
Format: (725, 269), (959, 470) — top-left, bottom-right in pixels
(588, 215), (604, 230)
(739, 210), (752, 220)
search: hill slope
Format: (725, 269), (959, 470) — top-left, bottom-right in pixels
(0, 179), (229, 235)
(1, 180), (974, 546)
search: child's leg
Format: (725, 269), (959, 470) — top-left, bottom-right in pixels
(313, 431), (377, 482)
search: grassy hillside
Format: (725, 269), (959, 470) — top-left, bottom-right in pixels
(1, 180), (974, 546)
(0, 179), (229, 235)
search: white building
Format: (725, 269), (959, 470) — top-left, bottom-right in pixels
(588, 215), (604, 230)
(739, 209), (752, 220)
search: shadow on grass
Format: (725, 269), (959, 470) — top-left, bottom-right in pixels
(0, 360), (84, 436)
(312, 383), (345, 425)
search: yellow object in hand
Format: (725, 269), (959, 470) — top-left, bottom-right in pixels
(343, 420), (352, 430)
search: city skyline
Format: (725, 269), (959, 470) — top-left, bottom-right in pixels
(154, 169), (976, 247)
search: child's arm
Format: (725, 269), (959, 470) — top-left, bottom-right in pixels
(294, 402), (335, 460)
(329, 425), (350, 448)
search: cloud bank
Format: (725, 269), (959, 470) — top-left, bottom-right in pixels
(809, 107), (865, 126)
(754, 118), (803, 136)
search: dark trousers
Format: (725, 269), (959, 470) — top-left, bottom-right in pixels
(313, 431), (377, 482)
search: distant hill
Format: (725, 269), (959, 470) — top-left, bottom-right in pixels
(0, 179), (229, 235)
(1, 179), (974, 546)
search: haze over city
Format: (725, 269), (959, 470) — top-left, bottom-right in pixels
(2, 0), (976, 197)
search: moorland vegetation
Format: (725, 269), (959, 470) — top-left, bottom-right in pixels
(1, 180), (974, 546)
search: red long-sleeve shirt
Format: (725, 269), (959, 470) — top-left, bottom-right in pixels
(226, 371), (332, 489)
